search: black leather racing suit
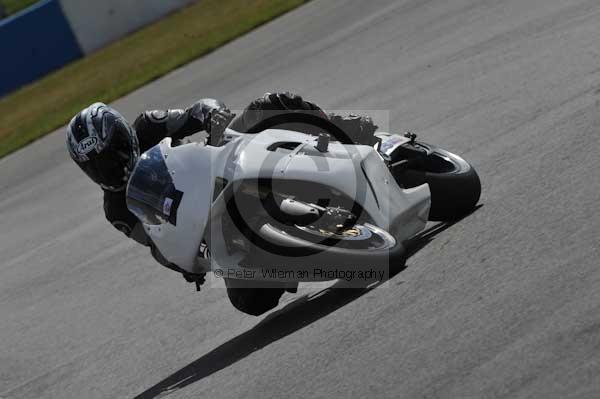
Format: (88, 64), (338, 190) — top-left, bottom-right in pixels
(103, 93), (378, 277)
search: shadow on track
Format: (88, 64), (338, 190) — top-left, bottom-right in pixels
(134, 207), (481, 398)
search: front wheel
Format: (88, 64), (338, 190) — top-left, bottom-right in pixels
(394, 144), (481, 221)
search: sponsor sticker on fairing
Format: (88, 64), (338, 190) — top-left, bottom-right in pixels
(163, 197), (174, 216)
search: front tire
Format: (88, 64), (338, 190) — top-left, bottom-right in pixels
(395, 144), (481, 221)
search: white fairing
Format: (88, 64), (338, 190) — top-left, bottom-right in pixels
(128, 129), (431, 279)
(226, 129), (429, 234)
(209, 129), (431, 274)
(132, 138), (223, 271)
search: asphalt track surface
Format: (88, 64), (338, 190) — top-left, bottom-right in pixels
(2, 0), (600, 398)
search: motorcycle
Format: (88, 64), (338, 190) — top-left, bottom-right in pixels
(126, 113), (481, 315)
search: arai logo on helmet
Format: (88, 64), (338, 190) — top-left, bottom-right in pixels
(77, 137), (99, 155)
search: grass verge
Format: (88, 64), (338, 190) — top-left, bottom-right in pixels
(1, 0), (39, 16)
(0, 0), (307, 158)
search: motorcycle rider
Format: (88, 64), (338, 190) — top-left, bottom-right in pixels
(66, 92), (378, 286)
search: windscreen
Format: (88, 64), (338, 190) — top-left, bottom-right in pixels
(126, 145), (183, 226)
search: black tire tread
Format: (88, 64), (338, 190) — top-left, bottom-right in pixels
(394, 146), (481, 221)
(224, 278), (284, 316)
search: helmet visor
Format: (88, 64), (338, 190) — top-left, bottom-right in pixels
(80, 148), (129, 190)
(79, 118), (135, 190)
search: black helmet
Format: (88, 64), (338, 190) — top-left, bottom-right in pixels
(66, 103), (140, 191)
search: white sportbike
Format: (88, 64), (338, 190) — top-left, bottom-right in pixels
(126, 114), (481, 315)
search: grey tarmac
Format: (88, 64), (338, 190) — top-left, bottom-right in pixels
(1, 0), (600, 398)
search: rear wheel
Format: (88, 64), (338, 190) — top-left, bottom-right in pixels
(286, 222), (397, 250)
(244, 218), (405, 270)
(393, 143), (481, 221)
(224, 278), (285, 316)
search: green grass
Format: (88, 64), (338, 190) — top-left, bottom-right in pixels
(0, 0), (307, 158)
(1, 0), (39, 16)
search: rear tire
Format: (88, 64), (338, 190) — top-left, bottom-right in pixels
(395, 145), (481, 221)
(224, 278), (285, 316)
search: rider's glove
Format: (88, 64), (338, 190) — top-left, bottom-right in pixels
(186, 99), (235, 145)
(208, 108), (235, 136)
(187, 99), (234, 130)
(206, 108), (235, 146)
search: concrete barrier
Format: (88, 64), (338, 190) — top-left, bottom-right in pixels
(59, 0), (197, 54)
(0, 0), (197, 97)
(0, 0), (82, 96)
